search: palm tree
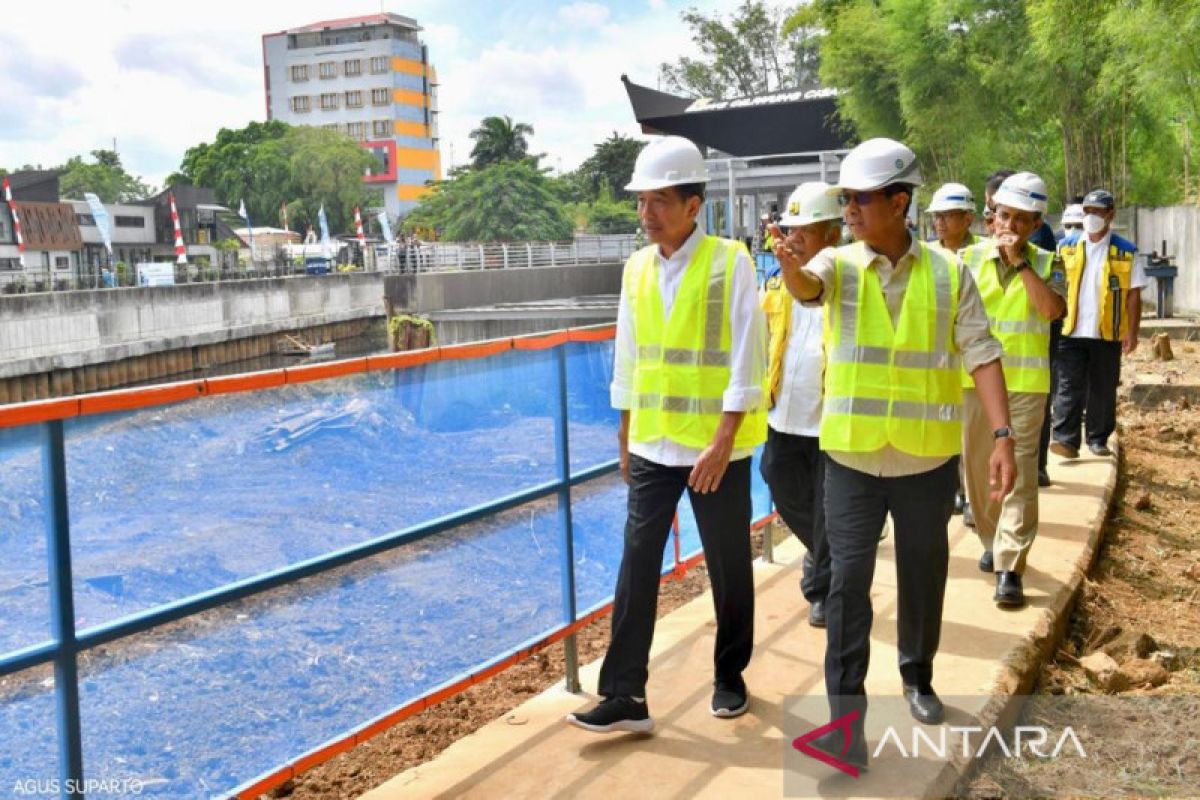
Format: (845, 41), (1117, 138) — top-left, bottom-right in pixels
(468, 115), (535, 168)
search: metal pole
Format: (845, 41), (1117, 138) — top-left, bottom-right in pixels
(762, 515), (775, 565)
(552, 345), (580, 692)
(726, 159), (736, 239)
(43, 420), (84, 798)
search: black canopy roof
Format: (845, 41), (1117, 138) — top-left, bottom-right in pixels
(621, 76), (852, 157)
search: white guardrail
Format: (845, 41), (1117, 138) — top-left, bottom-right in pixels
(389, 233), (638, 274)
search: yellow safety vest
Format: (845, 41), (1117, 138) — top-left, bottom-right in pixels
(762, 274), (792, 408)
(1060, 233), (1137, 340)
(820, 241), (962, 457)
(628, 236), (767, 450)
(960, 240), (1054, 394)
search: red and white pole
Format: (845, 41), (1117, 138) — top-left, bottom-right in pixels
(354, 206), (366, 247)
(170, 193), (187, 265)
(3, 177), (26, 268)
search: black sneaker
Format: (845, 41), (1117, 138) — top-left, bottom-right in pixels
(711, 681), (749, 718)
(1088, 443), (1113, 457)
(1037, 468), (1051, 487)
(566, 696), (654, 734)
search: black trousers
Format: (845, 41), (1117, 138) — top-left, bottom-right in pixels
(759, 427), (830, 603)
(822, 455), (957, 724)
(1052, 336), (1122, 450)
(598, 454), (754, 699)
(1038, 321), (1063, 472)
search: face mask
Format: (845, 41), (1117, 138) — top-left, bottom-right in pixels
(1083, 214), (1107, 234)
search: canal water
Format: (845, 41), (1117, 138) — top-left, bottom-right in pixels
(0, 339), (772, 797)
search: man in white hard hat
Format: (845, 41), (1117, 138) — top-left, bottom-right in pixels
(778, 137), (1016, 771)
(566, 136), (766, 734)
(927, 182), (978, 254)
(758, 182), (841, 629)
(960, 172), (1066, 608)
(1051, 189), (1145, 459)
(1056, 203), (1085, 241)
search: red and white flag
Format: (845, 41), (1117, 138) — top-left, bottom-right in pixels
(169, 193), (187, 264)
(354, 206), (366, 246)
(3, 177), (26, 268)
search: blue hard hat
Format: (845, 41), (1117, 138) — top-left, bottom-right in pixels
(1081, 189), (1115, 209)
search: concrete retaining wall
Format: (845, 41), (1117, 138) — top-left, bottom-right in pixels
(383, 262), (623, 315)
(0, 262), (625, 382)
(0, 274), (384, 379)
(1135, 205), (1200, 315)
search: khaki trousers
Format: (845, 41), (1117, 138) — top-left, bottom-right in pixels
(962, 389), (1046, 574)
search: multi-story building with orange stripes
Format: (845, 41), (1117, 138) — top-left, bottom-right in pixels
(262, 12), (441, 222)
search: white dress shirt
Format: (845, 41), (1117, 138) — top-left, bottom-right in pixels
(1069, 232), (1147, 340)
(611, 224), (767, 467)
(767, 302), (823, 437)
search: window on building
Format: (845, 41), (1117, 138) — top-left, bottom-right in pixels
(369, 56), (389, 74)
(76, 213), (97, 226)
(344, 58), (362, 77)
(290, 96), (311, 113)
(372, 119), (391, 137)
(319, 61), (337, 79)
(345, 90), (363, 108)
(371, 88), (390, 105)
(55, 256), (70, 270)
(0, 258), (20, 271)
(115, 216), (146, 228)
(319, 93), (339, 110)
(346, 122), (366, 139)
(322, 123), (340, 132)
(290, 64), (309, 82)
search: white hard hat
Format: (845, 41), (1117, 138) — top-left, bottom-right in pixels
(624, 136), (710, 192)
(927, 182), (975, 213)
(992, 171), (1049, 214)
(1062, 203), (1085, 224)
(780, 182), (841, 226)
(834, 137), (923, 192)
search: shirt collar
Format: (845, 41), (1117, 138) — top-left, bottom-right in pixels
(861, 234), (921, 269)
(657, 224), (706, 266)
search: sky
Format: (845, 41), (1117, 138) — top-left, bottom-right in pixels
(0, 0), (746, 189)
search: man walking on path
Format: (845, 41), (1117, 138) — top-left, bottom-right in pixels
(566, 136), (767, 735)
(760, 182), (842, 629)
(1051, 189), (1145, 458)
(959, 172), (1065, 608)
(779, 138), (1016, 771)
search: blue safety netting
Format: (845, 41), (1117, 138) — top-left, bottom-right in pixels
(0, 339), (774, 796)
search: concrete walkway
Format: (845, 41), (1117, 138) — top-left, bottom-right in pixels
(363, 449), (1117, 800)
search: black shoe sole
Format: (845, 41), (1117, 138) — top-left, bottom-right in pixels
(565, 713), (655, 734)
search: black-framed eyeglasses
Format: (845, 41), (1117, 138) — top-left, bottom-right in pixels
(1064, 223), (1082, 230)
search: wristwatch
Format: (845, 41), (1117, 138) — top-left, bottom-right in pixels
(1011, 260), (1029, 273)
(993, 426), (1013, 440)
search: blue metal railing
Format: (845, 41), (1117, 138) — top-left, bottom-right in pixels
(0, 336), (642, 798)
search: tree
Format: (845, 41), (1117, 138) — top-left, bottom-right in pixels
(586, 186), (640, 234)
(169, 121), (378, 233)
(799, 0), (1185, 207)
(403, 160), (573, 242)
(468, 115), (536, 168)
(659, 1), (820, 99)
(57, 149), (152, 202)
(575, 132), (646, 200)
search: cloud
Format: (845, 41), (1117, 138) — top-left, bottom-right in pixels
(557, 2), (611, 28)
(0, 34), (84, 99)
(114, 33), (258, 91)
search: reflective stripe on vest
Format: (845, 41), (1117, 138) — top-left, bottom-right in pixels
(819, 240), (962, 457)
(961, 241), (1053, 393)
(1060, 238), (1135, 340)
(628, 235), (767, 450)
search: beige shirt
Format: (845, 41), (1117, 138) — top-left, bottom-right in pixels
(801, 237), (1004, 477)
